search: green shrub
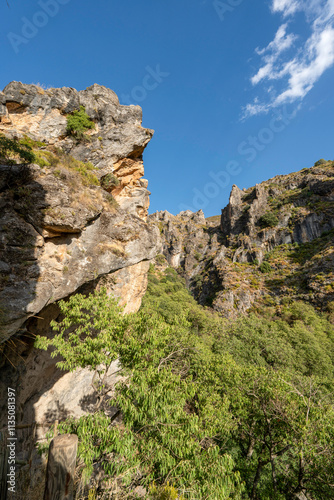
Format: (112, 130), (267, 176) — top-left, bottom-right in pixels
(66, 106), (95, 139)
(35, 287), (243, 498)
(0, 134), (36, 164)
(192, 274), (203, 288)
(259, 261), (272, 273)
(100, 173), (120, 191)
(258, 212), (279, 228)
(35, 279), (334, 499)
(314, 159), (327, 167)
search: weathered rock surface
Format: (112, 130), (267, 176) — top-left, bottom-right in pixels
(221, 163), (334, 258)
(0, 316), (123, 500)
(0, 82), (161, 341)
(153, 161), (334, 317)
(0, 81), (161, 499)
(0, 81), (153, 218)
(0, 162), (160, 341)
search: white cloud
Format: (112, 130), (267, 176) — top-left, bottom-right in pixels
(243, 0), (334, 118)
(251, 24), (298, 85)
(274, 26), (334, 104)
(271, 0), (302, 16)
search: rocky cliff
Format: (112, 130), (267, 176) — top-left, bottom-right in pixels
(153, 160), (334, 319)
(0, 82), (162, 499)
(1, 81), (152, 219)
(0, 82), (160, 342)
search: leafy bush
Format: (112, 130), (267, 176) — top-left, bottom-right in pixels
(52, 149), (99, 186)
(0, 134), (36, 164)
(100, 173), (120, 191)
(66, 106), (95, 139)
(35, 269), (334, 499)
(314, 158), (327, 166)
(258, 211), (279, 228)
(259, 261), (272, 273)
(36, 288), (243, 498)
(35, 289), (130, 373)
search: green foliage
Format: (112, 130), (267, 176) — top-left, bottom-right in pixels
(100, 173), (120, 191)
(314, 158), (327, 166)
(37, 287), (243, 498)
(7, 134), (99, 187)
(35, 289), (130, 373)
(52, 149), (99, 186)
(142, 267), (219, 335)
(19, 135), (46, 150)
(35, 269), (334, 499)
(214, 303), (334, 377)
(66, 106), (95, 139)
(259, 261), (272, 273)
(0, 134), (36, 164)
(258, 211), (279, 228)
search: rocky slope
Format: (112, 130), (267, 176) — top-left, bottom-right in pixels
(0, 81), (333, 499)
(0, 82), (160, 342)
(152, 160), (334, 318)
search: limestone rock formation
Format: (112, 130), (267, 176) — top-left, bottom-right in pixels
(153, 161), (334, 318)
(0, 81), (153, 219)
(0, 82), (161, 341)
(0, 82), (161, 499)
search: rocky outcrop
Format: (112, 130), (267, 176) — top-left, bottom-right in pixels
(221, 163), (334, 260)
(153, 161), (334, 318)
(0, 81), (161, 499)
(0, 81), (153, 219)
(0, 82), (161, 341)
(149, 209), (217, 279)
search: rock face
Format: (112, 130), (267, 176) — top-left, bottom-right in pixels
(0, 81), (153, 219)
(0, 82), (161, 341)
(0, 82), (160, 499)
(153, 161), (334, 318)
(221, 165), (334, 256)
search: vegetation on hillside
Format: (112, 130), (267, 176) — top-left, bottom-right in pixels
(66, 105), (95, 140)
(0, 133), (36, 164)
(36, 266), (334, 499)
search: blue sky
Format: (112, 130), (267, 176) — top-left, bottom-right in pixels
(1, 0), (334, 216)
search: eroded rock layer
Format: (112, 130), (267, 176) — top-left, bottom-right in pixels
(0, 81), (153, 219)
(0, 82), (160, 341)
(153, 161), (334, 318)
